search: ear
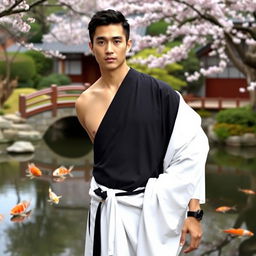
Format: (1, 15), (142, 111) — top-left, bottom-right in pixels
(126, 39), (132, 53)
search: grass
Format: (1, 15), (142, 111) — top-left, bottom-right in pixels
(3, 88), (37, 114)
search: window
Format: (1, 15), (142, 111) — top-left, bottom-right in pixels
(65, 60), (82, 75)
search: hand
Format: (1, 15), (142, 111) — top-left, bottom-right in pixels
(179, 217), (202, 253)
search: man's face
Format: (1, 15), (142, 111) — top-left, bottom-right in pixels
(89, 24), (131, 71)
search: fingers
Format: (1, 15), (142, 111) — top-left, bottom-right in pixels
(179, 227), (187, 246)
(183, 229), (202, 253)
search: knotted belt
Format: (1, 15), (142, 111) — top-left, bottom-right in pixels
(92, 187), (145, 256)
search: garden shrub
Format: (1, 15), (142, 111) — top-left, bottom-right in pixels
(38, 73), (71, 89)
(3, 103), (10, 110)
(213, 123), (255, 141)
(25, 50), (53, 75)
(196, 109), (212, 118)
(49, 73), (71, 85)
(216, 107), (256, 127)
(38, 76), (59, 89)
(0, 53), (36, 85)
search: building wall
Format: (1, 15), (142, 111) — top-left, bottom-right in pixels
(55, 54), (100, 85)
(206, 78), (249, 98)
(200, 54), (249, 98)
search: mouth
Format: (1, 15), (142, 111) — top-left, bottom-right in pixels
(105, 57), (116, 62)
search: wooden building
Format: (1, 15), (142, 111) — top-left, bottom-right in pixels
(7, 42), (101, 85)
(197, 46), (249, 99)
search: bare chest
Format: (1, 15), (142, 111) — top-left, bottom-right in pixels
(84, 92), (116, 143)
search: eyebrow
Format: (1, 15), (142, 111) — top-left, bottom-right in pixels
(95, 36), (123, 41)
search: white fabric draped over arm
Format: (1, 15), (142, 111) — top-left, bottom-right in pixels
(137, 92), (209, 256)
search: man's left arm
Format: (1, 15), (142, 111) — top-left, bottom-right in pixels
(180, 198), (203, 253)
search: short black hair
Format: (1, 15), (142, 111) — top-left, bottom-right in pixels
(88, 9), (130, 43)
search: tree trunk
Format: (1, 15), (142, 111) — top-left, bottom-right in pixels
(246, 67), (256, 111)
(0, 78), (18, 108)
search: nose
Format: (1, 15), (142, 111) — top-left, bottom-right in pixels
(105, 42), (113, 54)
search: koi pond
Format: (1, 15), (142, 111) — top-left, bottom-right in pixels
(0, 131), (256, 256)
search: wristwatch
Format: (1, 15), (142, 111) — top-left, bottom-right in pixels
(187, 209), (204, 221)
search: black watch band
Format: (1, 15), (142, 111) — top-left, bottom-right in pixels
(187, 209), (204, 221)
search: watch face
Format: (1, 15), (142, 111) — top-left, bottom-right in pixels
(187, 210), (204, 220)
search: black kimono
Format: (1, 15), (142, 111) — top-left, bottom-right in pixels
(93, 68), (180, 191)
(85, 68), (208, 256)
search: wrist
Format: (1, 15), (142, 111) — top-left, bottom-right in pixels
(187, 209), (204, 221)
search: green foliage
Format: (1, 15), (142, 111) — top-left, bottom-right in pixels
(3, 88), (37, 114)
(128, 47), (187, 90)
(196, 109), (212, 118)
(0, 109), (4, 115)
(25, 50), (53, 75)
(28, 23), (43, 43)
(129, 43), (202, 93)
(146, 20), (169, 36)
(50, 73), (71, 85)
(174, 49), (204, 94)
(211, 147), (256, 172)
(216, 107), (256, 127)
(213, 123), (255, 141)
(3, 103), (10, 110)
(0, 53), (36, 85)
(38, 73), (71, 89)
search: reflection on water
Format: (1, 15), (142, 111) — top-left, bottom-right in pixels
(0, 136), (92, 256)
(191, 145), (256, 256)
(0, 137), (256, 255)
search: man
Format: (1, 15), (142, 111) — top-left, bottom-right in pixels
(76, 9), (209, 256)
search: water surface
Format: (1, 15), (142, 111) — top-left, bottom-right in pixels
(0, 138), (256, 256)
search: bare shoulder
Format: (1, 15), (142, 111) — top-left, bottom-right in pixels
(76, 81), (100, 111)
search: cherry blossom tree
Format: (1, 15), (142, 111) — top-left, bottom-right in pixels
(1, 0), (256, 108)
(100, 0), (256, 108)
(0, 0), (96, 107)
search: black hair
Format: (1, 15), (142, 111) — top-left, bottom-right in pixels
(88, 9), (130, 43)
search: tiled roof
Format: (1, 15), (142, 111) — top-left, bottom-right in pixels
(7, 26), (146, 54)
(7, 42), (90, 54)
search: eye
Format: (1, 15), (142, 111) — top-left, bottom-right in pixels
(114, 39), (122, 44)
(97, 40), (104, 45)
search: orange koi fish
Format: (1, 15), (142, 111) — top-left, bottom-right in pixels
(48, 187), (62, 205)
(0, 214), (4, 222)
(223, 228), (254, 237)
(10, 210), (32, 223)
(10, 200), (30, 216)
(215, 206), (236, 213)
(26, 163), (42, 178)
(53, 166), (74, 178)
(238, 188), (256, 195)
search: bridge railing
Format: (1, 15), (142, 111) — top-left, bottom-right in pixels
(19, 84), (89, 118)
(183, 96), (250, 110)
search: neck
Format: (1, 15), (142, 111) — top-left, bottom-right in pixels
(100, 64), (130, 88)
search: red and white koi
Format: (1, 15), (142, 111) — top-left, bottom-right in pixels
(223, 228), (254, 237)
(53, 166), (74, 178)
(48, 187), (62, 205)
(238, 188), (256, 195)
(10, 210), (32, 223)
(0, 214), (4, 222)
(10, 200), (30, 216)
(26, 163), (42, 178)
(215, 206), (236, 213)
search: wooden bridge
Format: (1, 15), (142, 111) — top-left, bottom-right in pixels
(19, 85), (250, 119)
(19, 84), (89, 118)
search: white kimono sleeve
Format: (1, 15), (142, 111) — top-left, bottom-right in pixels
(137, 92), (209, 256)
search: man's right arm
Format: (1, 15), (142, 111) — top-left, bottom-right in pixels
(75, 93), (94, 142)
